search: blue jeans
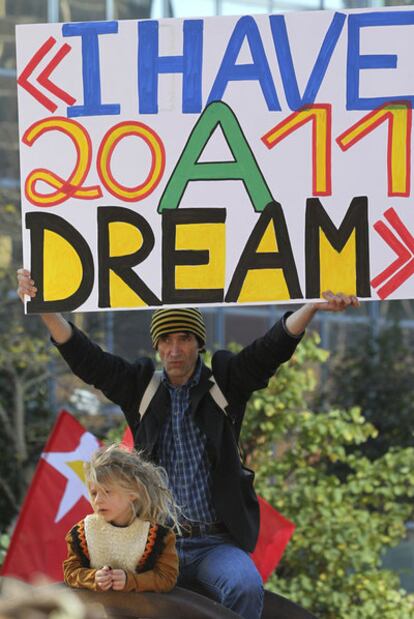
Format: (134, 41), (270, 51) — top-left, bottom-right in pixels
(176, 533), (264, 619)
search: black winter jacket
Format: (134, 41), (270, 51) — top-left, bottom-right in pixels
(55, 314), (302, 552)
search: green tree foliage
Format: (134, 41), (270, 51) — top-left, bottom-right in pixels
(0, 297), (53, 528)
(105, 421), (128, 444)
(323, 322), (414, 459)
(240, 334), (329, 458)
(0, 211), (55, 528)
(241, 333), (414, 619)
(0, 532), (10, 568)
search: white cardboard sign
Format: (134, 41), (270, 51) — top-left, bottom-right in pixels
(15, 8), (414, 312)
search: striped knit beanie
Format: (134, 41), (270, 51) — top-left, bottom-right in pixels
(150, 308), (206, 349)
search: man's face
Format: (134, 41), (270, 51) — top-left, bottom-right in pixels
(157, 332), (200, 386)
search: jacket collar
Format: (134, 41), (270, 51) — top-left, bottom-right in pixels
(189, 362), (213, 417)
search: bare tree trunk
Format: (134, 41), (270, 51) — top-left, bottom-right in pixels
(0, 401), (14, 442)
(13, 376), (27, 463)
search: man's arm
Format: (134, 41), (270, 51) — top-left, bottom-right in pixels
(17, 268), (153, 418)
(285, 290), (360, 336)
(17, 268), (72, 344)
(215, 291), (360, 402)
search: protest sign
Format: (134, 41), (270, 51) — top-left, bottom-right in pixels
(15, 8), (414, 312)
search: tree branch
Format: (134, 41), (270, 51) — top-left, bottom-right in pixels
(0, 400), (15, 442)
(0, 476), (18, 512)
(23, 370), (51, 392)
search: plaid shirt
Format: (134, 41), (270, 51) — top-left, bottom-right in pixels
(157, 358), (218, 524)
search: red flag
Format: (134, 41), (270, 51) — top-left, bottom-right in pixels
(121, 426), (294, 582)
(121, 424), (134, 449)
(1, 410), (99, 583)
(251, 496), (295, 582)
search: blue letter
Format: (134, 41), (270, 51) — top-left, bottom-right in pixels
(138, 19), (203, 114)
(208, 16), (280, 111)
(270, 12), (345, 111)
(347, 11), (414, 110)
(63, 21), (120, 117)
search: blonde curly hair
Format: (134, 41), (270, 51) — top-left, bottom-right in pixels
(84, 443), (180, 530)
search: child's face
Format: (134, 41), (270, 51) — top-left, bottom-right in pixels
(89, 481), (135, 527)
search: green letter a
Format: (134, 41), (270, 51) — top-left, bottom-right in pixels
(158, 101), (273, 213)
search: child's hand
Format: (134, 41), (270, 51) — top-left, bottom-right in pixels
(95, 566), (113, 591)
(111, 569), (127, 591)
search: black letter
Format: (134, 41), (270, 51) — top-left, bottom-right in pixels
(305, 196), (370, 298)
(225, 201), (302, 302)
(162, 208), (226, 304)
(26, 212), (94, 313)
(97, 206), (160, 308)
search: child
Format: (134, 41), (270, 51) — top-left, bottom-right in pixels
(63, 444), (179, 593)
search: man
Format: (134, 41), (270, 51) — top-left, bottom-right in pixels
(17, 268), (359, 619)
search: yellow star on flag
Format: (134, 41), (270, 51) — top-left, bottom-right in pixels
(42, 431), (100, 523)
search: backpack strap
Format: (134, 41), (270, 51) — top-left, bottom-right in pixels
(208, 375), (229, 417)
(210, 375), (245, 463)
(139, 370), (163, 420)
(138, 370), (229, 419)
